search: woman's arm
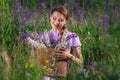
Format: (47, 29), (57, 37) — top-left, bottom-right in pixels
(70, 46), (83, 65)
(56, 47), (83, 65)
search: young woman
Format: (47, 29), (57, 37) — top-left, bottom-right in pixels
(40, 5), (84, 80)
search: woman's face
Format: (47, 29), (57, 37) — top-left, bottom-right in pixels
(50, 11), (66, 32)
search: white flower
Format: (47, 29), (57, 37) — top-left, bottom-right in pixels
(27, 37), (46, 49)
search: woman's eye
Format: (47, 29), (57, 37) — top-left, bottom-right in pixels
(53, 17), (56, 20)
(58, 18), (64, 22)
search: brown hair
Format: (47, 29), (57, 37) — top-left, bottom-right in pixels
(51, 5), (68, 35)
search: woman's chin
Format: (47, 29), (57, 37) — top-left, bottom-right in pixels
(53, 27), (61, 31)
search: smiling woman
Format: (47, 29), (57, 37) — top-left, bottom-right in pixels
(39, 5), (84, 80)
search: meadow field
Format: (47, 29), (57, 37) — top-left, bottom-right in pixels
(0, 0), (120, 80)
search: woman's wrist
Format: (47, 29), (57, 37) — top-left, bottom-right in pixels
(69, 54), (74, 60)
(69, 55), (80, 64)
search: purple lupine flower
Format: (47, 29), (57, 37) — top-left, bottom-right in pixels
(64, 0), (68, 7)
(38, 32), (43, 37)
(26, 72), (30, 77)
(93, 61), (97, 67)
(74, 3), (80, 22)
(90, 65), (94, 71)
(20, 31), (32, 40)
(40, 0), (45, 4)
(21, 8), (30, 24)
(81, 69), (86, 74)
(80, 11), (87, 20)
(50, 0), (53, 9)
(90, 61), (97, 67)
(39, 0), (45, 7)
(14, 0), (21, 8)
(23, 18), (29, 24)
(25, 8), (30, 19)
(18, 26), (24, 30)
(106, 0), (111, 11)
(75, 3), (81, 10)
(102, 14), (109, 27)
(21, 0), (27, 7)
(14, 0), (21, 12)
(74, 3), (86, 21)
(17, 65), (21, 70)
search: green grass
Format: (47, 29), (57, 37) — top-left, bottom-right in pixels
(0, 0), (120, 80)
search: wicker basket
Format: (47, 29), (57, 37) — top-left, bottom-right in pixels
(34, 48), (67, 77)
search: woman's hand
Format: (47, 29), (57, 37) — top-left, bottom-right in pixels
(55, 48), (72, 60)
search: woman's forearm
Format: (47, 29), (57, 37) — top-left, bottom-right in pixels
(70, 46), (83, 65)
(70, 54), (83, 65)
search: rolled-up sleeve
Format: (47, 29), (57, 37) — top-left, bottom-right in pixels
(72, 36), (81, 47)
(67, 33), (81, 48)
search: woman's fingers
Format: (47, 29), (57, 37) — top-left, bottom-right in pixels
(59, 48), (66, 51)
(56, 54), (67, 60)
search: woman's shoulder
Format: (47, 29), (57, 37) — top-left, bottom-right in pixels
(67, 31), (81, 46)
(66, 31), (79, 41)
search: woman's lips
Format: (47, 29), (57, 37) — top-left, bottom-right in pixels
(54, 24), (59, 27)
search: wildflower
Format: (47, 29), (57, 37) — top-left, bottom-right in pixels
(93, 61), (97, 67)
(20, 31), (31, 40)
(17, 65), (21, 70)
(25, 63), (28, 68)
(39, 0), (45, 8)
(43, 66), (47, 69)
(27, 37), (46, 48)
(88, 32), (91, 35)
(26, 72), (30, 77)
(13, 0), (21, 12)
(43, 30), (51, 47)
(45, 60), (49, 64)
(81, 69), (86, 74)
(64, 0), (68, 7)
(30, 64), (33, 68)
(102, 14), (109, 28)
(23, 18), (29, 24)
(90, 65), (94, 71)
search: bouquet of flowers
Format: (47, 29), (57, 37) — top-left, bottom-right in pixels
(21, 30), (71, 77)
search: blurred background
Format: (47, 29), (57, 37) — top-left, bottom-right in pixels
(0, 0), (120, 80)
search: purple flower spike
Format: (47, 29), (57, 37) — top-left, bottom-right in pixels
(20, 31), (31, 40)
(39, 0), (45, 7)
(93, 61), (97, 67)
(90, 65), (94, 71)
(23, 18), (29, 24)
(81, 69), (86, 74)
(14, 0), (21, 9)
(25, 8), (30, 19)
(14, 0), (21, 12)
(102, 14), (109, 27)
